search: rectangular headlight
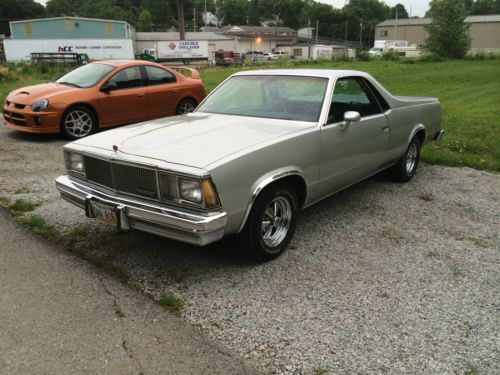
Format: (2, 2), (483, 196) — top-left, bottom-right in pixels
(179, 178), (202, 204)
(159, 172), (220, 209)
(64, 152), (84, 173)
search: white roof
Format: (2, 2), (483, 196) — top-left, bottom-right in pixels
(135, 32), (235, 41)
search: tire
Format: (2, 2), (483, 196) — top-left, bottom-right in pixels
(175, 98), (197, 115)
(388, 135), (421, 182)
(240, 182), (298, 261)
(61, 105), (97, 140)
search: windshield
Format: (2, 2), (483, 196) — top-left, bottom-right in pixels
(56, 63), (115, 88)
(197, 75), (328, 122)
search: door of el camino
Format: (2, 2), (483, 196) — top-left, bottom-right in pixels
(318, 76), (390, 196)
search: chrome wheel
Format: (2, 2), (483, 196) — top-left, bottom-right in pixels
(261, 196), (292, 248)
(64, 110), (93, 138)
(176, 100), (195, 114)
(405, 141), (418, 175)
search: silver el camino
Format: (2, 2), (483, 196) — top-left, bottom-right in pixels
(56, 69), (442, 260)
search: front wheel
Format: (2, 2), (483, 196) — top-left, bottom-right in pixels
(388, 136), (421, 182)
(175, 98), (197, 115)
(240, 182), (298, 261)
(61, 106), (97, 140)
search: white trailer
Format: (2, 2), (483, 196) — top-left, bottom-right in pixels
(4, 39), (135, 62)
(369, 40), (409, 55)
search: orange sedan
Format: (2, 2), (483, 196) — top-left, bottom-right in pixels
(3, 60), (206, 139)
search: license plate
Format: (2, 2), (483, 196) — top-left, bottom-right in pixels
(89, 200), (118, 226)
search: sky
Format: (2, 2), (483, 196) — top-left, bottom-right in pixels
(33, 0), (430, 18)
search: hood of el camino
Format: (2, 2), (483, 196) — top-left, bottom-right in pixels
(72, 113), (314, 169)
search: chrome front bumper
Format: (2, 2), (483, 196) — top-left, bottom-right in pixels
(55, 175), (227, 246)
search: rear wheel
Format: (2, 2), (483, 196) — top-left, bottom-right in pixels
(240, 182), (298, 261)
(175, 98), (197, 115)
(388, 135), (421, 182)
(61, 106), (97, 140)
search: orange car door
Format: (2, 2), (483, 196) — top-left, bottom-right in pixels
(98, 66), (148, 127)
(144, 66), (182, 118)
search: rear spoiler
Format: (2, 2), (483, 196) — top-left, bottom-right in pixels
(171, 67), (201, 80)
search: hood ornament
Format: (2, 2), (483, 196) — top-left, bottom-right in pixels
(112, 145), (118, 151)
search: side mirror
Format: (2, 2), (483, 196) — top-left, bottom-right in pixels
(340, 111), (361, 130)
(100, 82), (118, 92)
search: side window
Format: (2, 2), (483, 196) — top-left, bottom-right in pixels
(145, 66), (176, 85)
(328, 77), (381, 123)
(107, 66), (143, 89)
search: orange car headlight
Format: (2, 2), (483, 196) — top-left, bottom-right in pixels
(31, 99), (49, 112)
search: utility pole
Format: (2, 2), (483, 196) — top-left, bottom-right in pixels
(193, 8), (196, 32)
(359, 21), (363, 47)
(315, 20), (319, 43)
(394, 10), (398, 41)
(204, 0), (207, 29)
(178, 0), (185, 40)
(344, 21), (348, 58)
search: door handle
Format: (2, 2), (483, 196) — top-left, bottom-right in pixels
(382, 126), (389, 132)
(137, 93), (145, 97)
(172, 89), (180, 93)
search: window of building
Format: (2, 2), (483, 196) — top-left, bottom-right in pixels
(24, 22), (32, 35)
(293, 48), (303, 57)
(66, 19), (75, 32)
(379, 30), (388, 37)
(105, 22), (113, 35)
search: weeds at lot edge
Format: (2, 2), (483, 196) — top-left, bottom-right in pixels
(313, 365), (329, 375)
(0, 198), (130, 284)
(158, 292), (184, 315)
(0, 200), (185, 319)
(8, 198), (39, 213)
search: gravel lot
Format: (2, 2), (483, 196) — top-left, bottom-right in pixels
(1, 123), (498, 374)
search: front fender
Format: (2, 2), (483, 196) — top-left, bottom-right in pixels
(236, 167), (307, 233)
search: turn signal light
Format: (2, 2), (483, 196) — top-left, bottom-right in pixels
(202, 179), (220, 208)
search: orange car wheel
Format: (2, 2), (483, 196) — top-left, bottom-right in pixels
(175, 98), (197, 115)
(61, 105), (97, 140)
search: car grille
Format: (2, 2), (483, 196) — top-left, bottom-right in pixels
(83, 155), (158, 200)
(3, 110), (28, 126)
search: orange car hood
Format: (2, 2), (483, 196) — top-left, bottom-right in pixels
(8, 83), (77, 105)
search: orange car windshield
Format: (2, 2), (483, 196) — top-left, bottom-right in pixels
(56, 63), (115, 88)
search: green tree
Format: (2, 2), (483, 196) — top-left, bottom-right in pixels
(46, 0), (74, 16)
(342, 0), (391, 47)
(470, 0), (498, 14)
(425, 0), (471, 58)
(141, 0), (174, 30)
(300, 3), (343, 38)
(0, 0), (46, 35)
(219, 0), (250, 25)
(137, 9), (153, 31)
(391, 3), (409, 18)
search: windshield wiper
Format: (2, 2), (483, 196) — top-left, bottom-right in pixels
(57, 81), (82, 88)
